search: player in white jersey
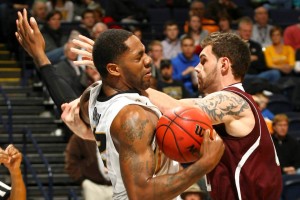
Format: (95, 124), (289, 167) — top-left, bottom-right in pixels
(89, 81), (181, 199)
(15, 11), (224, 199)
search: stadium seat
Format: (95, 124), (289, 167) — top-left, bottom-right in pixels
(173, 8), (189, 24)
(288, 131), (300, 143)
(269, 9), (300, 27)
(267, 94), (293, 114)
(148, 8), (171, 23)
(289, 118), (300, 132)
(281, 175), (300, 200)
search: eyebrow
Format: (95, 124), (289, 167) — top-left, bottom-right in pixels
(133, 49), (144, 58)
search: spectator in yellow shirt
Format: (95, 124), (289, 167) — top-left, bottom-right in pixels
(264, 26), (295, 75)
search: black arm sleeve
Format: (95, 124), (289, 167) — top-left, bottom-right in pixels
(39, 64), (79, 110)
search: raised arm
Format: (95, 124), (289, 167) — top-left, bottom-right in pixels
(15, 9), (79, 109)
(111, 105), (224, 200)
(3, 145), (26, 200)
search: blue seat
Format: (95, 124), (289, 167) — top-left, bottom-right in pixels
(172, 8), (189, 24)
(148, 8), (171, 23)
(267, 94), (293, 114)
(288, 131), (300, 143)
(282, 175), (300, 200)
(289, 118), (300, 132)
(269, 9), (300, 26)
(285, 111), (300, 119)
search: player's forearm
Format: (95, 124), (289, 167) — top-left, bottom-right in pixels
(9, 169), (26, 200)
(126, 154), (215, 200)
(145, 88), (183, 114)
(144, 158), (213, 200)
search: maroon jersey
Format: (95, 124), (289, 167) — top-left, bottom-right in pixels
(207, 85), (282, 200)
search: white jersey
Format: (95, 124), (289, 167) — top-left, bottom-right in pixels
(88, 81), (180, 200)
(0, 181), (11, 200)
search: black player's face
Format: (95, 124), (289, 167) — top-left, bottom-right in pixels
(118, 35), (152, 91)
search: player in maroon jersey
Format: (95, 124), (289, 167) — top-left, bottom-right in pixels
(146, 32), (282, 199)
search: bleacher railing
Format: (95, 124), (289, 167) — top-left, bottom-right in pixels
(68, 188), (78, 200)
(22, 128), (53, 200)
(0, 86), (13, 143)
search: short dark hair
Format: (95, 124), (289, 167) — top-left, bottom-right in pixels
(269, 26), (283, 37)
(201, 32), (250, 80)
(180, 35), (195, 46)
(160, 59), (172, 70)
(46, 10), (62, 22)
(164, 20), (179, 30)
(93, 29), (133, 79)
(81, 9), (94, 19)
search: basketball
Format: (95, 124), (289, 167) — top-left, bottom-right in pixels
(156, 106), (213, 163)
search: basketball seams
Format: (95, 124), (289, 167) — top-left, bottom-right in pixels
(156, 115), (202, 162)
(158, 115), (204, 146)
(158, 124), (188, 162)
(174, 107), (212, 129)
(156, 106), (213, 163)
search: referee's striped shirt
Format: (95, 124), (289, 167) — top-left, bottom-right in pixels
(0, 181), (10, 200)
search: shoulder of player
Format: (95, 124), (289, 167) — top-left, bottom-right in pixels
(112, 105), (156, 145)
(194, 91), (251, 122)
(112, 105), (157, 131)
(204, 90), (249, 104)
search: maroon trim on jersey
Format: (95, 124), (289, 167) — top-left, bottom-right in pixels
(207, 86), (282, 200)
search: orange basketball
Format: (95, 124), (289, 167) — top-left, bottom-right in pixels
(156, 106), (213, 163)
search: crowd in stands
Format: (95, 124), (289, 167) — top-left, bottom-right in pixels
(1, 0), (300, 199)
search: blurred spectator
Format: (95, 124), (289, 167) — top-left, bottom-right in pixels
(206, 0), (242, 24)
(251, 6), (273, 48)
(171, 36), (199, 96)
(265, 26), (295, 75)
(252, 92), (274, 133)
(46, 0), (74, 22)
(181, 14), (209, 55)
(131, 27), (148, 47)
(54, 41), (88, 96)
(148, 40), (164, 70)
(180, 183), (206, 200)
(157, 59), (192, 100)
(93, 7), (104, 22)
(65, 134), (113, 200)
(0, 144), (26, 200)
(73, 0), (104, 21)
(4, 0), (32, 59)
(161, 21), (182, 60)
(218, 14), (236, 33)
(41, 10), (69, 64)
(187, 0), (219, 33)
(74, 9), (96, 38)
(106, 0), (149, 23)
(283, 20), (300, 51)
(238, 17), (280, 83)
(148, 40), (164, 81)
(92, 22), (108, 40)
(272, 114), (300, 175)
(31, 0), (48, 23)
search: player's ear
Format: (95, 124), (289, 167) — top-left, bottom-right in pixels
(220, 57), (230, 73)
(107, 63), (121, 76)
